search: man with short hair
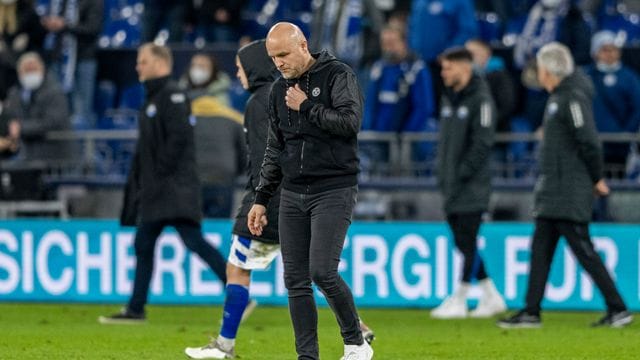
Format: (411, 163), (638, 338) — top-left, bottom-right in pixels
(498, 42), (632, 329)
(99, 43), (227, 324)
(248, 22), (373, 360)
(431, 47), (506, 319)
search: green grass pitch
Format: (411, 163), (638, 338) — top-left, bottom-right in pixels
(0, 303), (637, 359)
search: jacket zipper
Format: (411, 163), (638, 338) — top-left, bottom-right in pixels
(300, 140), (305, 175)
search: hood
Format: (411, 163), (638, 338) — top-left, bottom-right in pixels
(238, 39), (279, 92)
(554, 69), (594, 99)
(308, 50), (341, 74)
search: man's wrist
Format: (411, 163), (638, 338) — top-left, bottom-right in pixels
(254, 191), (271, 206)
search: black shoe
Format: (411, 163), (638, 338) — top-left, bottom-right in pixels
(98, 308), (146, 324)
(497, 311), (541, 329)
(591, 310), (633, 328)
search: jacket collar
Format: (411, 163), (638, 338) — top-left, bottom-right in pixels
(143, 75), (170, 99)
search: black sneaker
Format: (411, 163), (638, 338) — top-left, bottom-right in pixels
(497, 311), (541, 329)
(98, 308), (146, 324)
(591, 310), (633, 328)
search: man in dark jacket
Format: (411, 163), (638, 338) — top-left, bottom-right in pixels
(432, 47), (506, 320)
(498, 42), (632, 329)
(99, 43), (227, 324)
(247, 23), (373, 360)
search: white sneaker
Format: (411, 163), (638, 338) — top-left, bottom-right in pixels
(185, 339), (235, 359)
(340, 341), (374, 360)
(431, 296), (468, 319)
(470, 294), (507, 318)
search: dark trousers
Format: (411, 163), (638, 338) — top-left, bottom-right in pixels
(128, 219), (227, 314)
(524, 218), (627, 315)
(446, 212), (488, 283)
(279, 186), (363, 360)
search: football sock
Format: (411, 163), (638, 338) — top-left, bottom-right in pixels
(220, 283), (249, 341)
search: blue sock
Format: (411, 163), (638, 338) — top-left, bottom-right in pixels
(220, 284), (249, 339)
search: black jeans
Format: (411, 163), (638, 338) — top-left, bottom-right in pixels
(447, 212), (488, 283)
(128, 219), (227, 314)
(279, 186), (363, 360)
(524, 218), (627, 315)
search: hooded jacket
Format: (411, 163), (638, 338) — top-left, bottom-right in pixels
(232, 39), (281, 244)
(120, 76), (201, 225)
(437, 75), (496, 214)
(533, 71), (603, 223)
(255, 50), (362, 205)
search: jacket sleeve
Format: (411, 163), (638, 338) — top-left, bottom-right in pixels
(254, 88), (284, 206)
(19, 88), (70, 140)
(451, 0), (478, 46)
(624, 70), (640, 133)
(156, 93), (190, 175)
(299, 70), (362, 137)
(403, 64), (435, 132)
(457, 99), (496, 181)
(361, 64), (380, 131)
(567, 98), (603, 183)
(66, 0), (103, 40)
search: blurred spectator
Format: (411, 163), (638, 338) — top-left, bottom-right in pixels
(309, 0), (385, 71)
(186, 0), (248, 43)
(4, 52), (71, 162)
(191, 95), (246, 218)
(41, 0), (103, 128)
(141, 0), (186, 43)
(513, 0), (591, 69)
(408, 0), (478, 62)
(361, 24), (436, 172)
(465, 39), (516, 133)
(179, 53), (232, 106)
(0, 104), (20, 157)
(0, 0), (46, 100)
(585, 30), (640, 170)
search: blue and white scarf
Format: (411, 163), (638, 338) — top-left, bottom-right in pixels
(514, 0), (569, 68)
(320, 0), (363, 67)
(44, 0), (78, 93)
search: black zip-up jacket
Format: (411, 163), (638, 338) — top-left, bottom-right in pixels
(232, 40), (280, 244)
(437, 75), (496, 214)
(533, 71), (602, 223)
(254, 50), (362, 206)
(120, 76), (201, 226)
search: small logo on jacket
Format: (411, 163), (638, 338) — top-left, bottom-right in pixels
(146, 104), (157, 117)
(312, 87), (321, 97)
(457, 106), (469, 119)
(547, 102), (558, 116)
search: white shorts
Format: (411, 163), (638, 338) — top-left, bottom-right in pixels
(228, 234), (280, 270)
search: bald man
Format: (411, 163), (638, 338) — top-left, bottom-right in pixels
(247, 23), (373, 360)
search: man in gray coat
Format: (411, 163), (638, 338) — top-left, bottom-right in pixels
(498, 42), (632, 329)
(432, 47), (506, 319)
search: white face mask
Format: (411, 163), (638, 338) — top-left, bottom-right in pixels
(19, 72), (44, 91)
(541, 0), (562, 8)
(596, 61), (621, 73)
(189, 67), (211, 86)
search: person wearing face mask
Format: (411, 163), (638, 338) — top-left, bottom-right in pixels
(180, 53), (231, 107)
(585, 30), (640, 171)
(3, 51), (70, 162)
(361, 24), (436, 174)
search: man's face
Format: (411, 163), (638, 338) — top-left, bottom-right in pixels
(465, 41), (490, 69)
(136, 47), (161, 82)
(595, 44), (621, 65)
(537, 64), (552, 92)
(440, 59), (469, 88)
(266, 36), (308, 79)
(18, 58), (44, 78)
(380, 29), (406, 63)
(235, 56), (249, 90)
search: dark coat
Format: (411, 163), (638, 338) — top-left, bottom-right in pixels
(120, 76), (201, 226)
(533, 71), (602, 223)
(255, 50), (362, 205)
(437, 75), (496, 214)
(232, 39), (280, 244)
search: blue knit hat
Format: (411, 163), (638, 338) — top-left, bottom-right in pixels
(591, 30), (622, 57)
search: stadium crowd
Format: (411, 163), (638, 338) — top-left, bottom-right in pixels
(1, 0), (640, 220)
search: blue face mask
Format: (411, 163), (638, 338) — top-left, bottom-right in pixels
(596, 62), (621, 73)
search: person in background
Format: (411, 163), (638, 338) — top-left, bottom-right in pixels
(431, 47), (506, 319)
(41, 0), (103, 128)
(498, 42), (632, 329)
(361, 24), (436, 174)
(180, 53), (232, 107)
(4, 51), (70, 162)
(585, 30), (640, 172)
(98, 43), (227, 324)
